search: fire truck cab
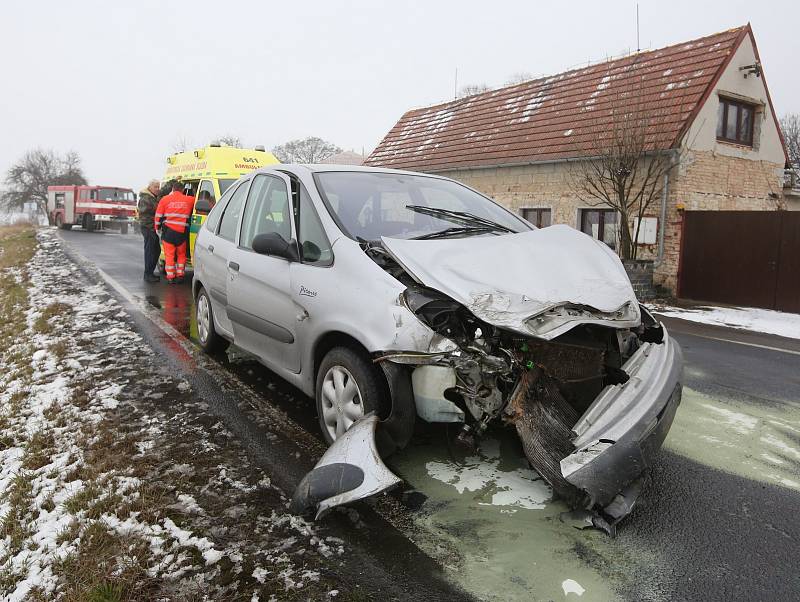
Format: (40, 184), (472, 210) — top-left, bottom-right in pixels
(48, 185), (137, 233)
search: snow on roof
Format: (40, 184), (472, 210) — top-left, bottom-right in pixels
(366, 26), (747, 171)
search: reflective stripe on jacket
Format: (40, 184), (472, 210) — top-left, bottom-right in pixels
(154, 192), (194, 233)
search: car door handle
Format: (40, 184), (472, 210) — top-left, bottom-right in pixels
(228, 261), (240, 272)
(208, 244), (214, 254)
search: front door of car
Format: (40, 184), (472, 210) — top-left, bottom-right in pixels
(226, 172), (301, 373)
(196, 179), (251, 337)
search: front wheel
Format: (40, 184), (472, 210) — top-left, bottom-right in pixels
(196, 287), (229, 354)
(316, 347), (387, 445)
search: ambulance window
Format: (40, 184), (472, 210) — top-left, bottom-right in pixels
(217, 182), (249, 242)
(239, 175), (291, 250)
(198, 180), (215, 204)
(296, 183), (332, 266)
(204, 183), (237, 233)
(218, 179), (236, 196)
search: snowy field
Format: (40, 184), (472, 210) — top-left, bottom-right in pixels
(650, 303), (800, 340)
(0, 228), (345, 600)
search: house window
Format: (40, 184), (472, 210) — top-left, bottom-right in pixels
(520, 208), (551, 228)
(716, 97), (755, 146)
(580, 209), (617, 249)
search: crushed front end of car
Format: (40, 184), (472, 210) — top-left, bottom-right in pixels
(295, 226), (683, 531)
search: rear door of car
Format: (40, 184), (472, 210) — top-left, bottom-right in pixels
(194, 179), (250, 336)
(226, 171), (301, 372)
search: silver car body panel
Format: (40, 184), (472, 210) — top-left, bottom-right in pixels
(380, 225), (640, 340)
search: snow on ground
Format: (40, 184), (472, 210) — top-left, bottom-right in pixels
(0, 228), (347, 600)
(649, 303), (800, 340)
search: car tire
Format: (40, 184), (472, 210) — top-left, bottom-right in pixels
(196, 287), (229, 354)
(316, 347), (387, 445)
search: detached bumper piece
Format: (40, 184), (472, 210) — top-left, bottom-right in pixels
(291, 415), (401, 519)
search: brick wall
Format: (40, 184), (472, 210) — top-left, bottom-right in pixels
(439, 149), (784, 296)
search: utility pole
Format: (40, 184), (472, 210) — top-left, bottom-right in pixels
(636, 3), (640, 53)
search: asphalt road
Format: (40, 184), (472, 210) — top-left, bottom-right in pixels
(56, 228), (800, 602)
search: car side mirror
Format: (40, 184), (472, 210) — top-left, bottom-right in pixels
(194, 198), (212, 215)
(252, 232), (299, 261)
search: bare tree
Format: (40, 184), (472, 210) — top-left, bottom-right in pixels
(2, 149), (87, 223)
(272, 137), (342, 164)
(570, 73), (677, 260)
(171, 134), (192, 153)
(505, 72), (534, 86)
(215, 134), (243, 148)
(780, 113), (800, 170)
(458, 83), (492, 98)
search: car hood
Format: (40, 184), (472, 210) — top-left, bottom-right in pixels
(381, 225), (639, 338)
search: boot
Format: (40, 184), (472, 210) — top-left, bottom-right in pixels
(144, 273), (160, 283)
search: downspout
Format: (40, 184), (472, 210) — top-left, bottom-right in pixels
(653, 171), (669, 268)
(653, 150), (678, 268)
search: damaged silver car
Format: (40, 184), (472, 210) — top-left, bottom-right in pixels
(192, 165), (682, 530)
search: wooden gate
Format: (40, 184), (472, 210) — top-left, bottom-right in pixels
(678, 211), (800, 312)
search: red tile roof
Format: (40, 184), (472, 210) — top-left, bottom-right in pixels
(366, 26), (748, 172)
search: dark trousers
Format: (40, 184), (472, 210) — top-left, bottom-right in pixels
(141, 227), (160, 276)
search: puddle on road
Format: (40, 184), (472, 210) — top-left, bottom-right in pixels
(665, 388), (800, 491)
(389, 429), (620, 602)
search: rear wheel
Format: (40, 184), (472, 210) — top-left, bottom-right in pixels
(316, 347), (387, 445)
(196, 287), (229, 354)
(55, 214), (71, 230)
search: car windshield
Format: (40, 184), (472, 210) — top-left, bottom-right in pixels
(314, 171), (530, 241)
(97, 188), (135, 202)
(218, 179), (237, 196)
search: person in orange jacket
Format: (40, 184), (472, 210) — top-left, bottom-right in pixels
(154, 180), (195, 284)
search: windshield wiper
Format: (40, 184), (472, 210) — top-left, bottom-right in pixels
(405, 205), (514, 233)
(412, 225), (501, 240)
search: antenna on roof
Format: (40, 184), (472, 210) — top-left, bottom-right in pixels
(636, 3), (641, 53)
(454, 67), (458, 100)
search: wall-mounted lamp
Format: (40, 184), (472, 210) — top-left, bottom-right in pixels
(739, 62), (762, 78)
(676, 201), (686, 212)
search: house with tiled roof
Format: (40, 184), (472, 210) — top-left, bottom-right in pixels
(366, 25), (795, 307)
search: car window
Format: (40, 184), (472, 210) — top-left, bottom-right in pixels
(239, 175), (292, 250)
(217, 180), (249, 242)
(315, 171), (529, 241)
(205, 181), (238, 234)
(296, 183), (333, 266)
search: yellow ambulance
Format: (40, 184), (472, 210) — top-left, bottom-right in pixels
(158, 143), (280, 271)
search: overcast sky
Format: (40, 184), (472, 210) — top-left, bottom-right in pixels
(1, 0), (797, 189)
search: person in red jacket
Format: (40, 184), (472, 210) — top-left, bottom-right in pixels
(154, 180), (195, 284)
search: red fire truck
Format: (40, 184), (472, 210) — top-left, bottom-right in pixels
(47, 185), (137, 233)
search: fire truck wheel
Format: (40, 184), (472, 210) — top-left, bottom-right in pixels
(82, 213), (95, 232)
(196, 287), (229, 354)
(120, 223), (129, 235)
(55, 214), (71, 230)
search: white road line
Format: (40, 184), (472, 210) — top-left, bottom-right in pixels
(680, 332), (800, 357)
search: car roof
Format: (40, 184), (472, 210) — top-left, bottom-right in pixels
(260, 163), (447, 179)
